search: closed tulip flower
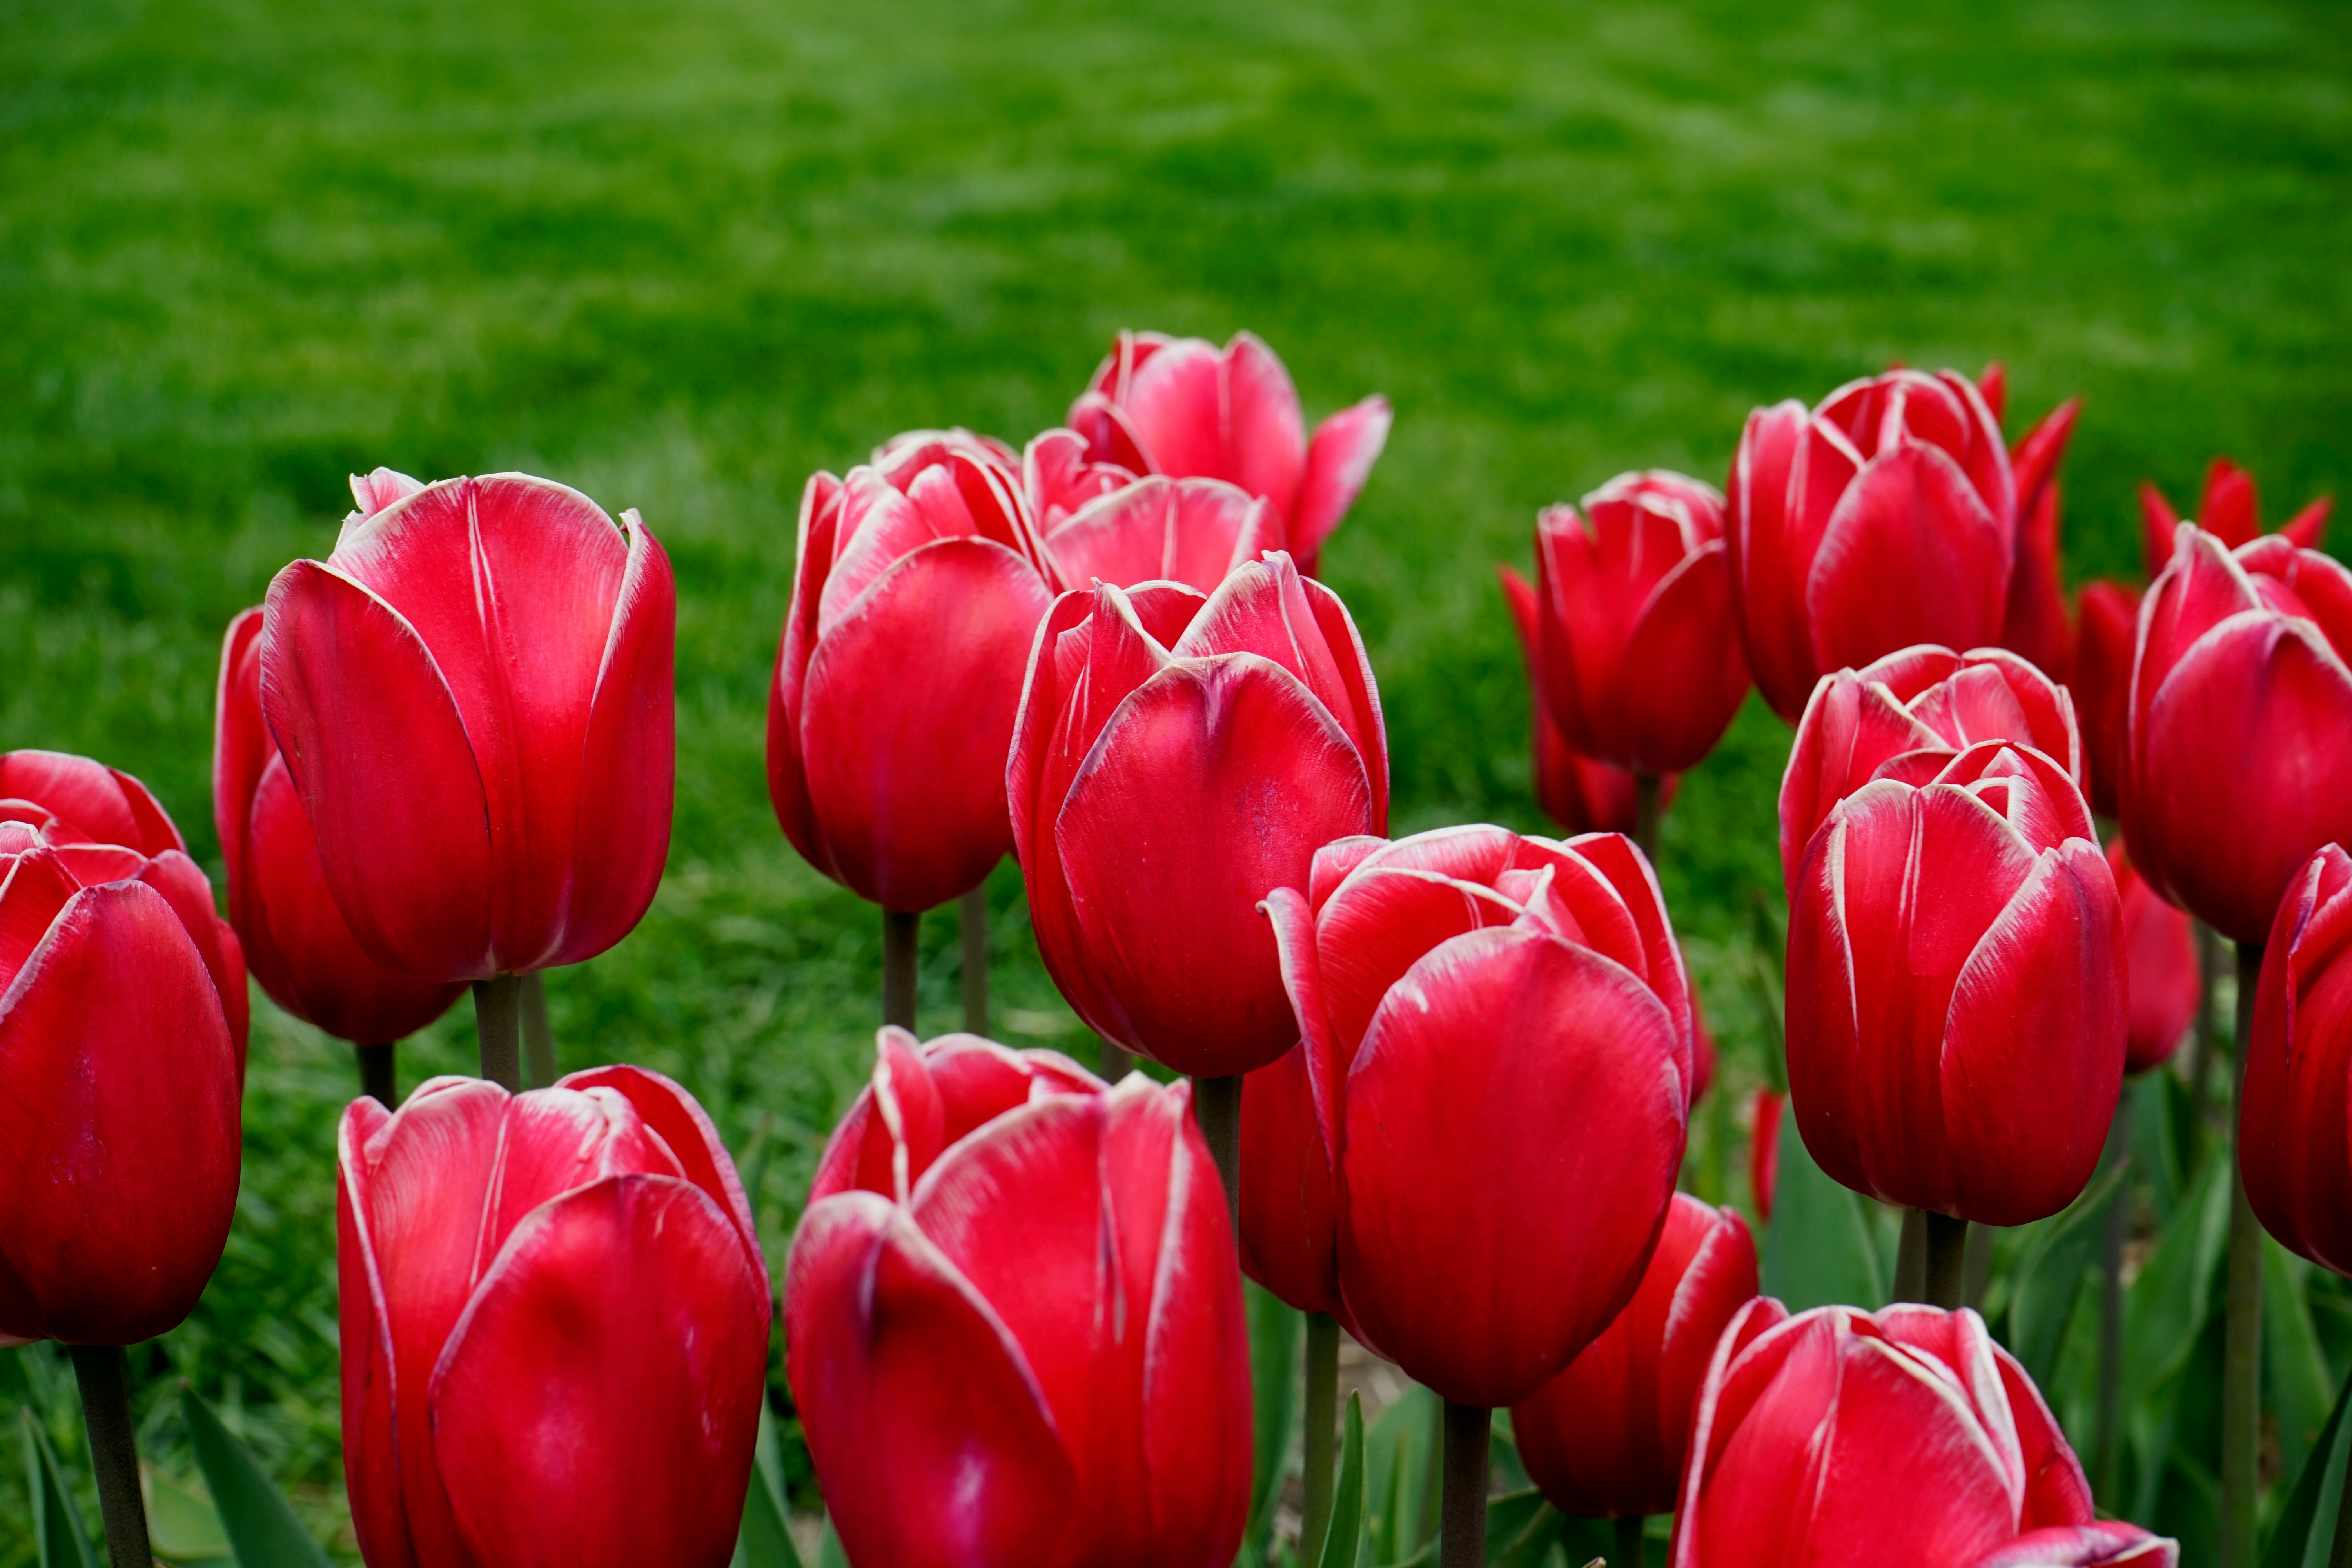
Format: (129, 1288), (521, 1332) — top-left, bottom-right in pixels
(1261, 825), (1690, 1406)
(1786, 739), (2123, 1225)
(0, 816), (241, 1347)
(1496, 565), (1671, 834)
(1729, 370), (2017, 722)
(2111, 838), (2197, 1073)
(216, 608), (464, 1050)
(2123, 525), (2352, 944)
(2243, 844), (2352, 1273)
(1067, 330), (1392, 575)
(1512, 1194), (1757, 1521)
(339, 1065), (768, 1568)
(263, 469), (675, 982)
(1009, 551), (1387, 1078)
(789, 1073), (1251, 1568)
(1674, 1302), (2176, 1567)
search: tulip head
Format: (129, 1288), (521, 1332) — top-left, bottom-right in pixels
(789, 1072), (1252, 1568)
(339, 1065), (768, 1568)
(1511, 1194), (1757, 1519)
(2111, 838), (2198, 1074)
(2123, 525), (2352, 944)
(1266, 825), (1691, 1406)
(1728, 370), (2017, 721)
(1010, 551), (1388, 1077)
(2244, 844), (2352, 1275)
(1495, 566), (1670, 834)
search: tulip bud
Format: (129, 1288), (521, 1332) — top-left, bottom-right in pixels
(1522, 472), (1750, 775)
(1728, 370), (2017, 721)
(1067, 330), (1392, 576)
(215, 608), (465, 1046)
(2111, 838), (2198, 1073)
(1511, 1194), (1757, 1520)
(339, 1065), (769, 1568)
(262, 470), (676, 982)
(1261, 826), (1690, 1407)
(1009, 552), (1387, 1078)
(2123, 525), (2352, 943)
(2243, 844), (2352, 1274)
(789, 1072), (1252, 1568)
(1786, 740), (2124, 1225)
(1674, 1302), (2176, 1566)
(1495, 566), (1670, 835)
(2070, 581), (2140, 818)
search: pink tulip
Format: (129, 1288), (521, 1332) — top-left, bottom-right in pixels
(263, 469), (675, 982)
(1496, 566), (1671, 835)
(339, 1065), (768, 1568)
(789, 1071), (1251, 1568)
(2110, 838), (2198, 1074)
(1009, 551), (1387, 1078)
(1068, 331), (1392, 575)
(2243, 844), (2352, 1274)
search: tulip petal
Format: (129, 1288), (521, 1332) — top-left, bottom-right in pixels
(1807, 442), (2011, 675)
(1974, 1526), (2178, 1567)
(1992, 1341), (2096, 1528)
(0, 849), (81, 997)
(1314, 866), (1521, 1063)
(1614, 540), (1749, 773)
(923, 1035), (1102, 1142)
(1294, 396), (1394, 561)
(1173, 554), (1375, 778)
(807, 1029), (950, 1205)
(1223, 332), (1309, 518)
(475, 1087), (685, 1278)
(336, 1098), (412, 1568)
(1120, 338), (1228, 480)
(1728, 402), (1821, 720)
(137, 849), (248, 1068)
(212, 609), (270, 894)
(769, 474), (844, 877)
(1240, 1038), (1341, 1315)
(0, 751), (183, 857)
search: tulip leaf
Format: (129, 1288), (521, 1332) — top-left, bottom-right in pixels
(20, 1410), (97, 1568)
(1760, 1111), (1882, 1312)
(146, 1465), (234, 1563)
(1379, 1488), (1563, 1568)
(1317, 1392), (1367, 1568)
(2123, 1150), (2230, 1411)
(2262, 1357), (2352, 1568)
(817, 1515), (850, 1568)
(733, 1405), (804, 1568)
(2005, 1154), (2128, 1387)
(1243, 1283), (1304, 1565)
(1365, 1383), (1436, 1563)
(2267, 1242), (2337, 1507)
(181, 1385), (332, 1568)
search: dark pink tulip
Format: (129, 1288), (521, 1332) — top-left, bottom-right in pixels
(1728, 370), (2017, 722)
(769, 437), (1055, 913)
(1512, 1194), (1757, 1520)
(1497, 566), (1671, 835)
(1673, 1302), (2176, 1567)
(1787, 740), (2123, 1224)
(1521, 471), (1750, 775)
(263, 469), (675, 982)
(215, 608), (464, 1045)
(2124, 525), (2352, 944)
(2071, 581), (2140, 819)
(2110, 838), (2198, 1074)
(2243, 844), (2352, 1274)
(1779, 644), (2081, 895)
(0, 818), (241, 1347)
(339, 1065), (768, 1568)
(1262, 826), (1690, 1406)
(1068, 330), (1392, 575)
(1009, 551), (1387, 1078)
(789, 1073), (1251, 1568)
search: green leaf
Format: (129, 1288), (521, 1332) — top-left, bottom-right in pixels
(21, 1410), (97, 1568)
(147, 1466), (234, 1563)
(181, 1385), (332, 1568)
(1379, 1488), (1562, 1568)
(2006, 1156), (2128, 1387)
(1317, 1392), (1367, 1568)
(2124, 1151), (2231, 1408)
(817, 1515), (850, 1568)
(1760, 1113), (1883, 1312)
(1245, 1283), (1305, 1563)
(2270, 1241), (2337, 1487)
(2263, 1357), (2352, 1568)
(1367, 1383), (1436, 1564)
(733, 1405), (804, 1568)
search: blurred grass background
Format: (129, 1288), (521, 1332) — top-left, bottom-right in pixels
(2, 0), (2347, 1557)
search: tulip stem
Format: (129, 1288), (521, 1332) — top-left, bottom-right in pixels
(1440, 1402), (1489, 1568)
(68, 1345), (152, 1568)
(1098, 1040), (1135, 1081)
(2221, 939), (2265, 1568)
(356, 1042), (397, 1107)
(1192, 1074), (1242, 1236)
(2095, 1092), (2133, 1501)
(1632, 772), (1662, 864)
(882, 909), (920, 1030)
(1924, 1211), (1969, 1309)
(959, 887), (989, 1035)
(1894, 1207), (1926, 1302)
(1615, 1514), (1646, 1567)
(1300, 1312), (1340, 1567)
(2186, 919), (2223, 1165)
(472, 976), (523, 1091)
(521, 971), (555, 1088)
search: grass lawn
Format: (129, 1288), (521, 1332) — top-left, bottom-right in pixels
(3, 0), (2347, 1557)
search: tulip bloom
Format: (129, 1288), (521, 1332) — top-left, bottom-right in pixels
(2243, 844), (2352, 1274)
(216, 609), (464, 1046)
(263, 470), (675, 982)
(1674, 1302), (2176, 1566)
(1067, 330), (1392, 575)
(2111, 839), (2197, 1074)
(1495, 566), (1668, 835)
(1009, 552), (1387, 1078)
(1260, 826), (1690, 1407)
(1517, 472), (1750, 776)
(1786, 739), (2124, 1225)
(0, 817), (241, 1347)
(1512, 1194), (1757, 1520)
(1728, 370), (2017, 722)
(2123, 526), (2352, 944)
(789, 1073), (1251, 1568)
(339, 1065), (769, 1568)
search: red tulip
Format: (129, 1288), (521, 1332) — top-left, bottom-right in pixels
(1728, 370), (2017, 722)
(339, 1065), (768, 1568)
(2243, 844), (2352, 1274)
(2071, 581), (2140, 818)
(1067, 330), (1392, 575)
(1518, 471), (1751, 775)
(216, 608), (464, 1045)
(1260, 826), (1690, 1406)
(2140, 457), (2332, 579)
(1787, 739), (2123, 1225)
(1980, 363), (2081, 683)
(1779, 644), (2081, 895)
(1037, 470), (1284, 599)
(1673, 1302), (2176, 1566)
(2123, 526), (2352, 944)
(789, 1073), (1251, 1568)
(2110, 838), (2198, 1073)
(263, 470), (675, 982)
(1750, 1089), (1784, 1224)
(1496, 566), (1672, 835)
(1512, 1194), (1757, 1519)
(1009, 551), (1387, 1078)
(0, 817), (241, 1347)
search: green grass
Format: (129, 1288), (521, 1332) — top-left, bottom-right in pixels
(2, 0), (2347, 1558)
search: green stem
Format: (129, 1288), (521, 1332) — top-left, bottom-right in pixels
(1924, 1211), (1969, 1310)
(471, 975), (522, 1091)
(1441, 1402), (1490, 1568)
(2186, 919), (2222, 1165)
(1615, 1513), (1646, 1567)
(959, 886), (989, 1036)
(355, 1041), (396, 1108)
(1894, 1207), (1927, 1303)
(1300, 1312), (1341, 1566)
(1098, 1039), (1134, 1081)
(69, 1345), (151, 1568)
(1191, 1074), (1242, 1237)
(2221, 939), (2265, 1568)
(521, 970), (555, 1088)
(2096, 1091), (2132, 1501)
(882, 908), (920, 1031)
(1632, 772), (1662, 865)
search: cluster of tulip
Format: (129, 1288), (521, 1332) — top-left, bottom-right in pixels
(5, 328), (2344, 1568)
